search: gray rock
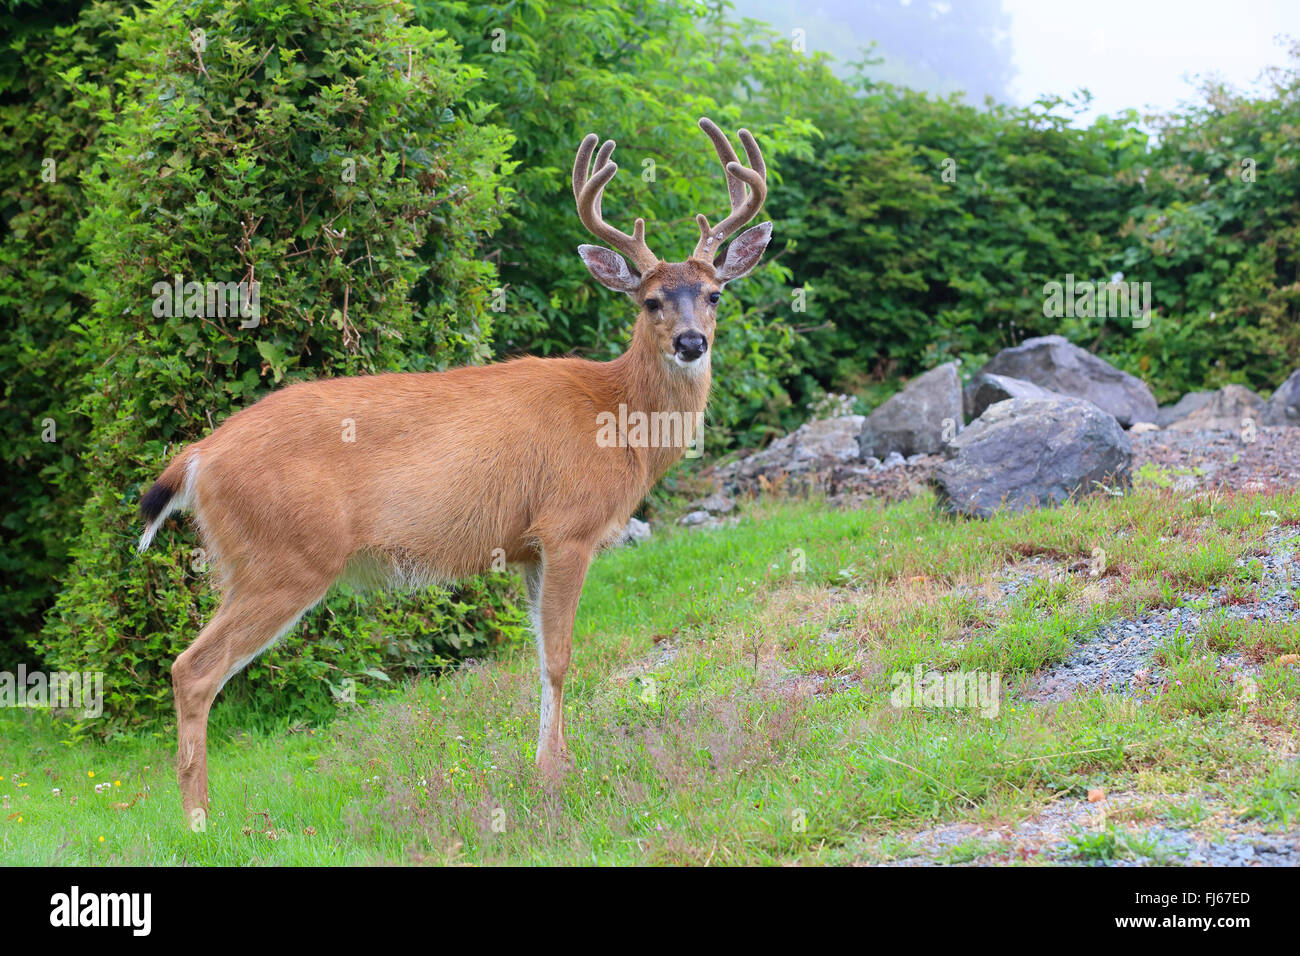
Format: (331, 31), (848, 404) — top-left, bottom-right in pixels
(1156, 390), (1214, 428)
(931, 397), (1133, 518)
(858, 362), (963, 459)
(678, 510), (712, 527)
(881, 451), (906, 469)
(615, 517), (652, 546)
(789, 415), (866, 463)
(963, 372), (1064, 422)
(715, 414), (866, 483)
(975, 335), (1157, 427)
(692, 492), (736, 515)
(1263, 369), (1300, 426)
(1167, 384), (1264, 431)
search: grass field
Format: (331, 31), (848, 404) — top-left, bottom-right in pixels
(3, 481), (1299, 865)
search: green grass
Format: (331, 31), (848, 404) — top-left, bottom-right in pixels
(2, 486), (1298, 865)
(1062, 824), (1179, 864)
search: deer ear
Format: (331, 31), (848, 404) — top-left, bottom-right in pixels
(715, 222), (773, 284)
(578, 244), (642, 294)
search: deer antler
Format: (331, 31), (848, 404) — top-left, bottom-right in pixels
(691, 118), (767, 262)
(573, 133), (660, 275)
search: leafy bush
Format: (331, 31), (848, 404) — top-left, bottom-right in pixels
(775, 57), (1300, 408)
(0, 0), (126, 665)
(1065, 46), (1300, 401)
(772, 79), (1145, 401)
(34, 0), (524, 732)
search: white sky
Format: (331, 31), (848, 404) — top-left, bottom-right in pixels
(1004, 0), (1300, 124)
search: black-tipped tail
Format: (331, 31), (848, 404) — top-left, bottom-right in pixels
(140, 476), (179, 525)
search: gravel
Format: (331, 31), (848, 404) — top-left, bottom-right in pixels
(877, 791), (1300, 867)
(1131, 424), (1300, 492)
(1026, 528), (1300, 703)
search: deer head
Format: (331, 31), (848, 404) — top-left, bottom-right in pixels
(572, 118), (772, 372)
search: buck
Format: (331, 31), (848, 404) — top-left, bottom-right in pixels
(137, 117), (771, 827)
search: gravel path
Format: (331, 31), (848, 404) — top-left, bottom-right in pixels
(1025, 528), (1300, 703)
(877, 791), (1300, 867)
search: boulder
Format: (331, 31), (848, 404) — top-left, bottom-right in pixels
(714, 414), (865, 484)
(785, 415), (866, 463)
(615, 517), (652, 546)
(1166, 384), (1264, 431)
(857, 361), (963, 459)
(678, 508), (737, 531)
(1263, 369), (1300, 426)
(963, 372), (1064, 422)
(931, 397), (1132, 518)
(975, 335), (1157, 427)
(691, 492), (736, 515)
(1156, 390), (1213, 428)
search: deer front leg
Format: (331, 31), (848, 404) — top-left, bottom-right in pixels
(531, 542), (591, 771)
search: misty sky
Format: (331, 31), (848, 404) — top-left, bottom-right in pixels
(1006, 0), (1300, 124)
(735, 0), (1299, 125)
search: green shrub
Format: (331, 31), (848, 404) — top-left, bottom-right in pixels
(775, 57), (1300, 407)
(34, 0), (524, 733)
(0, 0), (126, 665)
(772, 80), (1145, 401)
(1066, 47), (1300, 401)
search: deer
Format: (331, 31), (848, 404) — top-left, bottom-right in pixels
(136, 117), (771, 828)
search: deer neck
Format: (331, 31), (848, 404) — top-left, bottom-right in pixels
(603, 319), (711, 479)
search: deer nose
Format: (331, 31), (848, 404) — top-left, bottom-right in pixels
(673, 331), (708, 361)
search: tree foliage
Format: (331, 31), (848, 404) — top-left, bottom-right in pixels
(0, 0), (125, 665)
(32, 0), (524, 731)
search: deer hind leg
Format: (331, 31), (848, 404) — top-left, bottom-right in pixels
(172, 577), (329, 828)
(530, 543), (591, 772)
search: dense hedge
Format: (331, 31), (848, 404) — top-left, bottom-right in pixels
(1067, 49), (1300, 400)
(30, 0), (525, 731)
(773, 62), (1300, 407)
(0, 0), (124, 666)
(771, 83), (1145, 405)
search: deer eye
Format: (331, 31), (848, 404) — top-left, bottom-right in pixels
(708, 292), (721, 304)
(644, 297), (661, 311)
